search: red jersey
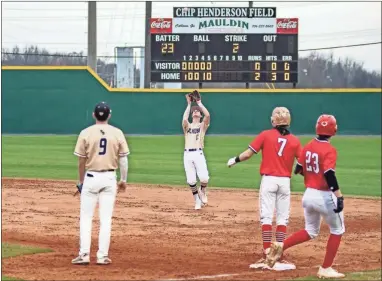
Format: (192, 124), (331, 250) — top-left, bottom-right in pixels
(249, 129), (302, 177)
(298, 138), (337, 191)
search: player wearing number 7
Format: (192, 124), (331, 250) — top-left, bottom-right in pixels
(265, 114), (345, 279)
(71, 101), (130, 265)
(227, 107), (302, 270)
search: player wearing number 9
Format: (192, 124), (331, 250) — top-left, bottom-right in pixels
(265, 114), (345, 279)
(227, 107), (302, 269)
(72, 101), (130, 265)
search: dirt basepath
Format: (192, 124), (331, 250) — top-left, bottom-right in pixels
(2, 178), (381, 280)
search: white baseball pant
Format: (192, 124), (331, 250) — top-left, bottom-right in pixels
(302, 187), (345, 238)
(184, 149), (209, 185)
(259, 175), (291, 226)
(79, 171), (117, 259)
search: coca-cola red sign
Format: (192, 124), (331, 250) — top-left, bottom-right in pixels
(276, 18), (298, 34)
(150, 18), (172, 34)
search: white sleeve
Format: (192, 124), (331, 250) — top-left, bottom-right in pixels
(119, 156), (128, 182)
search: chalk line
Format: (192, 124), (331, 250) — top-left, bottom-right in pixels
(156, 273), (244, 281)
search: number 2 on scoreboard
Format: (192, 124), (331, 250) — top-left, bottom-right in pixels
(232, 43), (239, 53)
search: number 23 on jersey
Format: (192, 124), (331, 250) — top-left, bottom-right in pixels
(305, 151), (319, 173)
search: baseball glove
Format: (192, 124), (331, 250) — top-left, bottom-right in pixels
(189, 90), (201, 102)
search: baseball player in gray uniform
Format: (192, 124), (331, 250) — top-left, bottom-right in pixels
(71, 101), (129, 265)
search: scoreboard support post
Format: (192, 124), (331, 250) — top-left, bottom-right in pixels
(144, 1), (152, 88)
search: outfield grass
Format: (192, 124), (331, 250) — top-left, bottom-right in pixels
(2, 243), (52, 281)
(2, 135), (381, 196)
(295, 269), (381, 280)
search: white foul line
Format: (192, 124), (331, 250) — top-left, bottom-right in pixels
(157, 273), (243, 281)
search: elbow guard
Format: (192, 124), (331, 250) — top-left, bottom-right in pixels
(324, 169), (339, 192)
(119, 156), (128, 182)
(294, 163), (303, 175)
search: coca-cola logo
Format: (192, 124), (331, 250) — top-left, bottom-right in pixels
(277, 20), (297, 29)
(150, 18), (172, 33)
(276, 18), (298, 34)
(151, 19), (171, 29)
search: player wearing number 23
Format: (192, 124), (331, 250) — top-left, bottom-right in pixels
(182, 91), (211, 210)
(265, 114), (345, 279)
(227, 107), (302, 270)
(72, 102), (130, 265)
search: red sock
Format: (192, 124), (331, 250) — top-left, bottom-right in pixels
(322, 234), (342, 268)
(276, 225), (287, 259)
(262, 224), (272, 254)
(283, 229), (311, 251)
(276, 225), (287, 243)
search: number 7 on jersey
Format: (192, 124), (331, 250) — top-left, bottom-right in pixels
(277, 138), (287, 156)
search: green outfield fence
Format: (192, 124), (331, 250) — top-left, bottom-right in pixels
(2, 66), (381, 135)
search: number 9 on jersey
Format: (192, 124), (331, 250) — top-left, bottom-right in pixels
(99, 138), (107, 155)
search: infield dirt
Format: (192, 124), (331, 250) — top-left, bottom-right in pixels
(2, 178), (381, 280)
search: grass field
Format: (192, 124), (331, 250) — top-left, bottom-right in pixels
(2, 243), (52, 259)
(2, 135), (381, 280)
(2, 135), (381, 196)
(2, 243), (52, 281)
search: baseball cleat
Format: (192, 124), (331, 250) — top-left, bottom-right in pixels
(72, 253), (90, 265)
(265, 242), (284, 268)
(97, 256), (112, 265)
(317, 266), (345, 279)
(198, 187), (208, 205)
(195, 196), (202, 210)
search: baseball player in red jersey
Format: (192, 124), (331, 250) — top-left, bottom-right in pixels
(265, 114), (345, 279)
(227, 107), (302, 270)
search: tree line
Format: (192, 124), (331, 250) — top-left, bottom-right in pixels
(2, 45), (381, 88)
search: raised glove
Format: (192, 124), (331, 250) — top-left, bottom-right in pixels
(76, 183), (83, 194)
(333, 196), (344, 213)
(189, 90), (201, 102)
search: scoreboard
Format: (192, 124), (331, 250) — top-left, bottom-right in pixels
(150, 7), (299, 84)
(151, 34), (298, 83)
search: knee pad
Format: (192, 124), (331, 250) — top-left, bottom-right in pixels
(306, 228), (320, 239)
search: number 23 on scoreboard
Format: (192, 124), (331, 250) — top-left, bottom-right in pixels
(161, 43), (174, 54)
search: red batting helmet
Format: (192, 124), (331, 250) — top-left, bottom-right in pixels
(315, 114), (337, 136)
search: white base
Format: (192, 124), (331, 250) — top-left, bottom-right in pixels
(249, 261), (296, 271)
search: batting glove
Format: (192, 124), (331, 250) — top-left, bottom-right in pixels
(333, 196), (344, 213)
(76, 183), (83, 194)
(227, 157), (237, 167)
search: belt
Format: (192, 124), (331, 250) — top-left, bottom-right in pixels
(262, 174), (290, 178)
(88, 169), (115, 172)
(184, 148), (202, 152)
